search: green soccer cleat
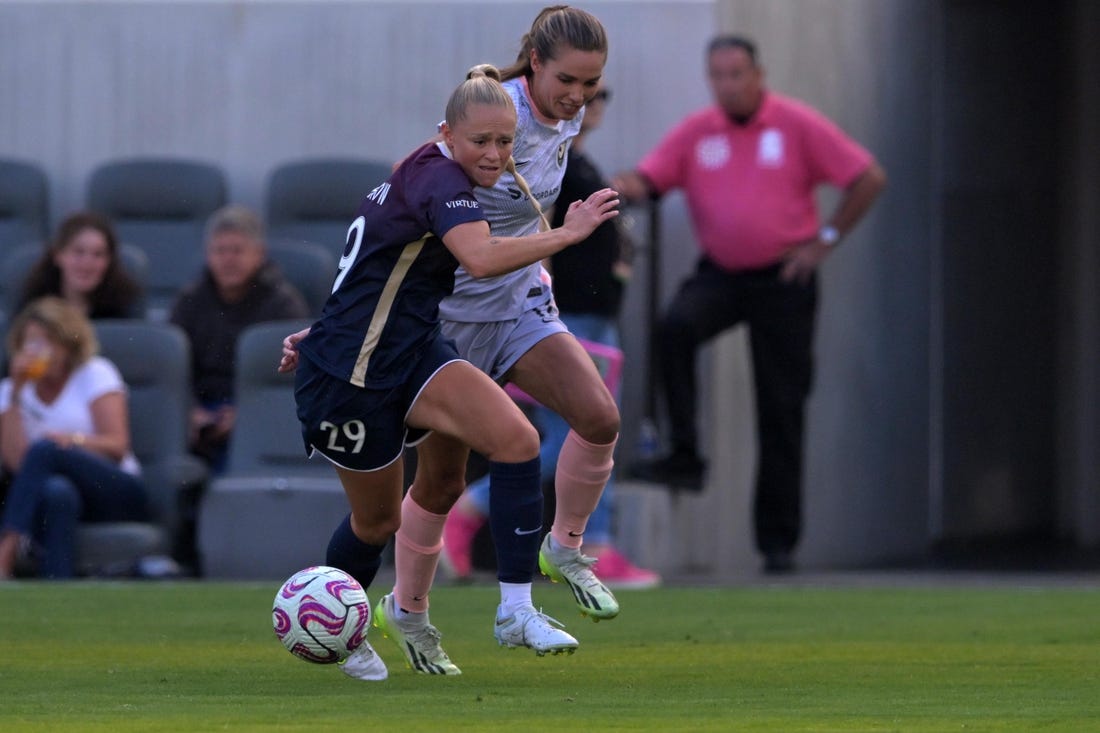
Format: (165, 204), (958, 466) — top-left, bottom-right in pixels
(538, 535), (620, 621)
(373, 593), (462, 675)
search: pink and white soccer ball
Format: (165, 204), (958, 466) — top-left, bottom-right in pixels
(272, 565), (370, 664)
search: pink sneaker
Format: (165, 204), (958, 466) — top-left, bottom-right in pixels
(441, 508), (486, 580)
(589, 547), (661, 590)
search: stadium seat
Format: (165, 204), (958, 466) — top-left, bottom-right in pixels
(78, 320), (208, 576)
(264, 157), (391, 261)
(266, 239), (336, 317)
(198, 319), (349, 579)
(86, 157), (228, 319)
(0, 158), (50, 253)
(0, 241), (151, 322)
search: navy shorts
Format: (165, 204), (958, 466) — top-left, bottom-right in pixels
(294, 335), (463, 472)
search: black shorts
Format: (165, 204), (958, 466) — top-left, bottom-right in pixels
(294, 335), (462, 471)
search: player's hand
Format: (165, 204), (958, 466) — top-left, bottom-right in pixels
(780, 239), (830, 284)
(278, 327), (311, 373)
(561, 188), (620, 243)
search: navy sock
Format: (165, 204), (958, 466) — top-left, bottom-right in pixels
(487, 457), (542, 583)
(326, 513), (387, 591)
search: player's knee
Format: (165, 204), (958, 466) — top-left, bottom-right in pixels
(432, 472), (467, 505)
(569, 396), (620, 445)
(487, 420), (540, 464)
(350, 508), (400, 545)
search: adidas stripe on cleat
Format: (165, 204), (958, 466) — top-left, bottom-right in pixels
(373, 593), (461, 675)
(538, 534), (620, 620)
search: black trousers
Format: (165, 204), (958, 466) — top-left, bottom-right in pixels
(657, 258), (817, 554)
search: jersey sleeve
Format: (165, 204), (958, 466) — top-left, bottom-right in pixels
(796, 102), (874, 188)
(76, 357), (128, 403)
(419, 163), (489, 239)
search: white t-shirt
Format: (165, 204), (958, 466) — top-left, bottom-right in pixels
(0, 355), (141, 475)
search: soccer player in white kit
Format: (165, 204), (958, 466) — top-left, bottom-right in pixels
(377, 5), (623, 674)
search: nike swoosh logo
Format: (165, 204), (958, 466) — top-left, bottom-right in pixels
(568, 531), (584, 537)
(514, 527), (541, 535)
(514, 160), (531, 168)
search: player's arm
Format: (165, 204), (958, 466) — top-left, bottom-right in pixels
(610, 170), (657, 203)
(442, 189), (619, 279)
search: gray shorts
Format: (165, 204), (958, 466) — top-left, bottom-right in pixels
(441, 300), (567, 382)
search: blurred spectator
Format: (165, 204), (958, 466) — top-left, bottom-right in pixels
(169, 205), (308, 472)
(0, 296), (148, 579)
(444, 84), (660, 589)
(615, 35), (886, 573)
(16, 211), (143, 319)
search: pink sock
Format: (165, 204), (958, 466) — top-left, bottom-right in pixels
(551, 430), (616, 549)
(393, 491), (446, 613)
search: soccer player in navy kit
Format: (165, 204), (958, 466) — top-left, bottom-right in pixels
(283, 6), (619, 678)
(279, 65), (619, 680)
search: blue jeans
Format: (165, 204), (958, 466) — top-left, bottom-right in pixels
(1, 439), (149, 578)
(467, 313), (620, 545)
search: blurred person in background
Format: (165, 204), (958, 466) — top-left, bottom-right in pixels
(615, 34), (886, 574)
(0, 297), (147, 579)
(16, 211), (143, 319)
(170, 204), (308, 473)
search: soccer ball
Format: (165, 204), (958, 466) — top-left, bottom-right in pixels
(272, 565), (370, 664)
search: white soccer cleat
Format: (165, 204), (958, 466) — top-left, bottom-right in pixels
(493, 604), (579, 656)
(339, 639), (388, 681)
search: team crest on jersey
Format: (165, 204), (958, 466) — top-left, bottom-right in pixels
(557, 142), (567, 166)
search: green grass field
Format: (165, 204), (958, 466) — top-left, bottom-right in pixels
(1, 580), (1099, 731)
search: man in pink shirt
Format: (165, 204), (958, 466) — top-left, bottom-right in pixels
(615, 35), (886, 573)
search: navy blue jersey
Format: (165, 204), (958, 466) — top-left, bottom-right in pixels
(297, 143), (487, 389)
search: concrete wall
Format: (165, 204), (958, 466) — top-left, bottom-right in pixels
(0, 1), (712, 223)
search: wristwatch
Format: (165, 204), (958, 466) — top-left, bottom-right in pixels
(818, 225), (840, 247)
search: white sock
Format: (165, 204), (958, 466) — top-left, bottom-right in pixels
(393, 603), (426, 627)
(499, 582), (533, 614)
(548, 535), (569, 555)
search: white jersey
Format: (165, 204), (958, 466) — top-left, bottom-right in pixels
(0, 356), (141, 475)
(439, 76), (583, 323)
